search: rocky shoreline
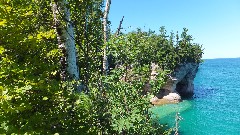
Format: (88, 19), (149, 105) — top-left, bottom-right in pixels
(151, 63), (199, 105)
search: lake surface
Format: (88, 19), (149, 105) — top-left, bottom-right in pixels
(152, 58), (240, 135)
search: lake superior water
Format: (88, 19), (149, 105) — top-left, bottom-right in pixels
(152, 58), (240, 135)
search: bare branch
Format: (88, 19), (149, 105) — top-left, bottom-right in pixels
(115, 16), (124, 37)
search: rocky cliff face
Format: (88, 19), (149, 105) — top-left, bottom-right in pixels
(164, 63), (199, 98)
(151, 63), (199, 105)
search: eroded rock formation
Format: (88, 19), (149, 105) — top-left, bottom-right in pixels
(151, 63), (199, 105)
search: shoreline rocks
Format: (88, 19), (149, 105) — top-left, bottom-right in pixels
(150, 92), (181, 105)
(151, 63), (199, 105)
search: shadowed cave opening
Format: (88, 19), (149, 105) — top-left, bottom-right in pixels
(175, 76), (194, 98)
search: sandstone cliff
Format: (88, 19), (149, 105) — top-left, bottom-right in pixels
(151, 63), (199, 105)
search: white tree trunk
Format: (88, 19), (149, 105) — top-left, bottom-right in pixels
(103, 0), (111, 74)
(52, 0), (79, 81)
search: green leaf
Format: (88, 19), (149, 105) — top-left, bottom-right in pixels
(42, 97), (48, 100)
(0, 46), (4, 54)
(0, 19), (7, 26)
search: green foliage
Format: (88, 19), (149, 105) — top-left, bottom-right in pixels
(0, 0), (203, 134)
(0, 0), (62, 134)
(75, 69), (169, 135)
(99, 70), (167, 134)
(109, 27), (203, 72)
(69, 0), (104, 88)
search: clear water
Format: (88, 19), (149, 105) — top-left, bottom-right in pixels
(152, 58), (240, 135)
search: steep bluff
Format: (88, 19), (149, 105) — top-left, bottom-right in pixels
(151, 63), (199, 105)
(164, 63), (199, 97)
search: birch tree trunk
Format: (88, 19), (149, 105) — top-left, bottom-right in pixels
(103, 0), (111, 74)
(52, 0), (79, 81)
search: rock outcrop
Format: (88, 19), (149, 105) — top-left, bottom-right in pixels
(151, 92), (181, 105)
(151, 63), (199, 105)
(164, 63), (199, 97)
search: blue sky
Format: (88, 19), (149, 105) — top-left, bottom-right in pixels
(108, 0), (240, 59)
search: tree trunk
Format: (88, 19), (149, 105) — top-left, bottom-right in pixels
(52, 0), (79, 81)
(103, 0), (111, 74)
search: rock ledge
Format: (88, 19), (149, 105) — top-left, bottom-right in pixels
(151, 63), (199, 105)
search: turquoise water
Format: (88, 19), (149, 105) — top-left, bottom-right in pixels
(153, 58), (240, 135)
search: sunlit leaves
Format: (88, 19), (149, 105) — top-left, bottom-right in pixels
(23, 10), (33, 16)
(94, 73), (164, 134)
(47, 49), (59, 58)
(15, 85), (32, 94)
(42, 97), (48, 100)
(37, 30), (56, 41)
(0, 19), (7, 26)
(0, 46), (4, 55)
(0, 0), (61, 134)
(109, 28), (203, 73)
